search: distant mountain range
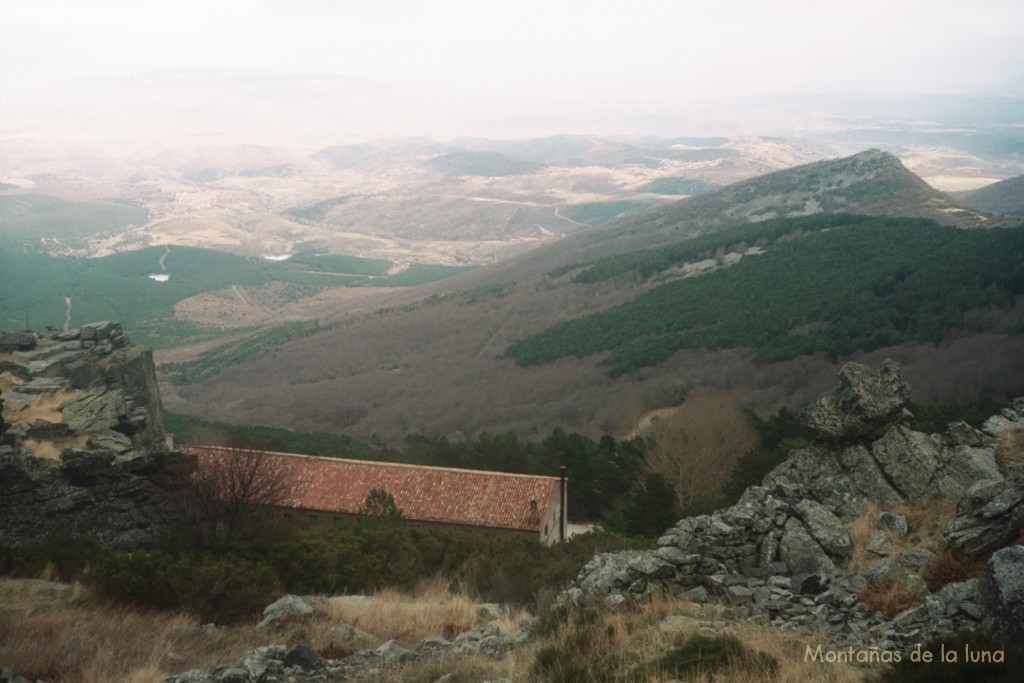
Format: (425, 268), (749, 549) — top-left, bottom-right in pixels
(163, 151), (1024, 443)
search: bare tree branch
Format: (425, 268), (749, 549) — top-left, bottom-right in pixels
(643, 391), (759, 507)
(180, 448), (294, 546)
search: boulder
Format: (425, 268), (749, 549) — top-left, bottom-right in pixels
(794, 499), (851, 558)
(801, 360), (910, 442)
(870, 426), (941, 500)
(258, 594), (323, 629)
(944, 474), (1024, 558)
(282, 644), (323, 671)
(0, 331), (36, 350)
(979, 545), (1024, 644)
(778, 518), (836, 575)
(0, 449), (196, 548)
(932, 445), (1004, 500)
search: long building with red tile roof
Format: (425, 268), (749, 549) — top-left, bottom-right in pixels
(179, 445), (568, 544)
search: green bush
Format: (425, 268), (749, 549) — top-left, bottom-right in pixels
(166, 554), (279, 624)
(88, 550), (278, 623)
(0, 538), (100, 581)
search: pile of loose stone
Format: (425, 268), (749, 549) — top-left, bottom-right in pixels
(568, 361), (1024, 653)
(161, 595), (530, 683)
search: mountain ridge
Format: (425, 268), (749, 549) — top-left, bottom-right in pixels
(162, 150), (1024, 442)
(958, 174), (1024, 216)
(446, 149), (1011, 289)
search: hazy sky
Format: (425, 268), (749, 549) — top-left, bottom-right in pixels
(3, 0), (1023, 144)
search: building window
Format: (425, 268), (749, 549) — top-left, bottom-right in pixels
(545, 523), (549, 535)
(333, 517), (344, 528)
(308, 514), (319, 526)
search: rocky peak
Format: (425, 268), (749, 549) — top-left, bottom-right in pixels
(801, 359), (911, 442)
(1, 322), (194, 548)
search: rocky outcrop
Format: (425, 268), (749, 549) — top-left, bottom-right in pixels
(802, 359), (911, 442)
(979, 545), (1024, 644)
(0, 448), (196, 547)
(0, 330), (36, 351)
(943, 464), (1024, 558)
(0, 323), (193, 547)
(568, 361), (1024, 650)
(0, 322), (168, 458)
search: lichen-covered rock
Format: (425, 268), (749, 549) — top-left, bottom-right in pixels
(258, 595), (324, 629)
(979, 545), (1024, 644)
(0, 330), (36, 350)
(871, 426), (941, 500)
(778, 517), (836, 575)
(801, 360), (910, 442)
(566, 364), (1024, 657)
(944, 473), (1024, 558)
(3, 325), (167, 457)
(793, 499), (851, 558)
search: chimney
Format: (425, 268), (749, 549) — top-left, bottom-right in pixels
(559, 465), (568, 543)
(529, 498), (539, 525)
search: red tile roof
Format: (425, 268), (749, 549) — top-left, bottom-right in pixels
(180, 445), (559, 533)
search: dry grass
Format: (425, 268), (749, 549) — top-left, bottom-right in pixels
(0, 369), (24, 393)
(847, 496), (958, 574)
(0, 578), (277, 683)
(924, 548), (984, 592)
(856, 579), (923, 620)
(23, 435), (90, 459)
(0, 576), (874, 683)
(326, 576), (529, 647)
(889, 497), (957, 554)
(709, 622), (865, 683)
(995, 427), (1024, 473)
(374, 592), (866, 682)
(846, 500), (881, 573)
(5, 387), (79, 425)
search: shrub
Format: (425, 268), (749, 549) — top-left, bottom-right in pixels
(88, 550), (278, 624)
(166, 554), (279, 624)
(0, 538), (100, 581)
(924, 548), (984, 592)
(857, 578), (923, 619)
(530, 608), (623, 683)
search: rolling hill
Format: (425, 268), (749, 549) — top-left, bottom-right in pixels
(958, 174), (1024, 216)
(161, 150), (1024, 443)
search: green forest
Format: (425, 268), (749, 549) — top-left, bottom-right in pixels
(0, 194), (148, 248)
(513, 216), (1024, 375)
(0, 245), (472, 348)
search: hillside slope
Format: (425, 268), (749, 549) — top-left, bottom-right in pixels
(450, 149), (1008, 286)
(959, 174), (1024, 216)
(163, 152), (1024, 442)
